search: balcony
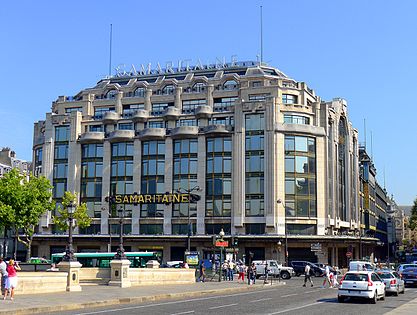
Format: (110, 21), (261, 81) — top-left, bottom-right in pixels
(170, 126), (199, 138)
(102, 111), (120, 124)
(201, 124), (233, 135)
(162, 107), (181, 120)
(195, 105), (213, 118)
(107, 130), (135, 142)
(136, 128), (166, 140)
(79, 132), (105, 143)
(131, 110), (149, 123)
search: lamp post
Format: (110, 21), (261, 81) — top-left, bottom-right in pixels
(62, 202), (76, 262)
(277, 240), (282, 264)
(218, 228), (225, 282)
(114, 206), (127, 260)
(277, 199), (288, 266)
(176, 185), (202, 253)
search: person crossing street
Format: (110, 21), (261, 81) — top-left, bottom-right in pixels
(303, 263), (313, 287)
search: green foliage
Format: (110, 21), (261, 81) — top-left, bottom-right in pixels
(52, 191), (92, 231)
(409, 197), (417, 231)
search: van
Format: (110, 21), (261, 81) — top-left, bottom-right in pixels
(349, 261), (374, 271)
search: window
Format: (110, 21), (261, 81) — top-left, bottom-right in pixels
(54, 144), (68, 159)
(209, 116), (234, 126)
(151, 103), (171, 116)
(148, 121), (165, 128)
(89, 125), (103, 132)
(282, 94), (298, 104)
(118, 123), (134, 130)
(192, 82), (206, 93)
(133, 87), (145, 97)
(245, 223), (265, 235)
(176, 119), (198, 127)
(106, 90), (117, 99)
(287, 224), (316, 235)
(140, 224), (163, 235)
(182, 99), (206, 114)
(122, 104), (144, 118)
(162, 85), (175, 95)
(172, 224), (196, 235)
(245, 114), (264, 217)
(205, 224), (231, 235)
(283, 115), (310, 125)
(65, 107), (82, 113)
(223, 80), (238, 90)
(252, 81), (262, 87)
(285, 136), (316, 218)
(94, 107), (115, 119)
(55, 126), (70, 142)
(213, 97), (237, 112)
(249, 94), (269, 101)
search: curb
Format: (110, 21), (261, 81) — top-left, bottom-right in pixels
(0, 282), (285, 315)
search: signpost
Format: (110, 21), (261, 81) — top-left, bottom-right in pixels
(310, 243), (322, 252)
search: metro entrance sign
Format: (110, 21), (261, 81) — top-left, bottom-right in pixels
(215, 241), (229, 247)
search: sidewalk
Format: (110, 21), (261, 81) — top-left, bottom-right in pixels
(386, 296), (417, 315)
(0, 280), (284, 315)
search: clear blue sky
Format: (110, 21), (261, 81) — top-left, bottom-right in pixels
(1, 0), (416, 205)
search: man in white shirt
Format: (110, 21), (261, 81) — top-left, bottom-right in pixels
(303, 264), (313, 287)
(0, 257), (8, 295)
(322, 264), (332, 288)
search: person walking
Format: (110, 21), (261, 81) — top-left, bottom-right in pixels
(228, 260), (235, 281)
(303, 263), (313, 287)
(0, 257), (8, 296)
(237, 263), (245, 283)
(322, 264), (332, 288)
(3, 259), (21, 300)
(199, 261), (206, 282)
(222, 260), (229, 281)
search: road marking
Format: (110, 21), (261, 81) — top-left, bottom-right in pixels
(71, 288), (280, 315)
(169, 311), (195, 315)
(305, 290), (316, 293)
(209, 303), (238, 309)
(281, 293), (298, 298)
(251, 297), (273, 303)
(268, 301), (324, 314)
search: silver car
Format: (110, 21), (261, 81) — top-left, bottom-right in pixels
(376, 270), (405, 296)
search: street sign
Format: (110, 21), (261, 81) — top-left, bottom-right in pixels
(310, 243), (322, 252)
(215, 241), (228, 247)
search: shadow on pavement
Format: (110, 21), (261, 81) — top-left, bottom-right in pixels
(317, 298), (338, 304)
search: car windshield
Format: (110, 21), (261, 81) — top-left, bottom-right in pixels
(377, 272), (392, 279)
(403, 267), (417, 273)
(344, 273), (368, 281)
(270, 261), (278, 267)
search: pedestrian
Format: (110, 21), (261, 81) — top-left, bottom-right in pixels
(237, 263), (245, 283)
(322, 264), (332, 288)
(247, 262), (256, 285)
(263, 261), (269, 284)
(222, 260), (228, 281)
(0, 257), (8, 296)
(3, 259), (21, 300)
(228, 260), (235, 281)
(199, 261), (206, 282)
(303, 263), (313, 287)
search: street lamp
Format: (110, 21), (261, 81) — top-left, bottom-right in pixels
(218, 228), (225, 282)
(176, 185), (202, 253)
(277, 199), (288, 266)
(114, 206), (127, 260)
(277, 240), (282, 264)
(62, 202), (76, 262)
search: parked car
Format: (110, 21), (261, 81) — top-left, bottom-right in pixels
(396, 263), (417, 276)
(401, 267), (417, 287)
(289, 261), (324, 277)
(338, 271), (385, 303)
(253, 260), (295, 279)
(161, 261), (183, 268)
(349, 261), (375, 272)
(376, 270), (405, 296)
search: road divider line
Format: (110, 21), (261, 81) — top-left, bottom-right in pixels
(251, 297), (273, 303)
(209, 303), (238, 310)
(268, 301), (324, 314)
(305, 290), (316, 293)
(281, 293), (298, 298)
(169, 311), (195, 315)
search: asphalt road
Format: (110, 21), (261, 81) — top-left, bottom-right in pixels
(49, 278), (417, 315)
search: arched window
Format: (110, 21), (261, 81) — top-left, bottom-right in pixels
(162, 85), (175, 95)
(223, 80), (238, 90)
(106, 90), (117, 99)
(134, 87), (145, 97)
(192, 82), (206, 93)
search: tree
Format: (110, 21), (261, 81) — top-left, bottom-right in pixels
(408, 197), (417, 231)
(0, 169), (55, 261)
(52, 191), (92, 235)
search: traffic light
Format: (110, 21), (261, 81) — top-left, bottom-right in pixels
(231, 237), (238, 247)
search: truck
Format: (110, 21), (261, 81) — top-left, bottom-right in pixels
(253, 260), (295, 280)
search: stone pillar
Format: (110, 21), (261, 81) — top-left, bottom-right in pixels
(101, 141), (112, 234)
(196, 135), (206, 235)
(109, 259), (131, 288)
(145, 89), (152, 111)
(132, 138), (141, 234)
(175, 87), (183, 109)
(163, 138), (173, 235)
(57, 261), (82, 292)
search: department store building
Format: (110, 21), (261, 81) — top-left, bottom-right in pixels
(32, 61), (378, 267)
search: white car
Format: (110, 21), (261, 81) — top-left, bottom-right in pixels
(338, 271), (385, 303)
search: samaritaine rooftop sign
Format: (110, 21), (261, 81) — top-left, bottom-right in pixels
(113, 56), (258, 78)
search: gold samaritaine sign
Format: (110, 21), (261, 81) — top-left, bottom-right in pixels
(113, 193), (191, 205)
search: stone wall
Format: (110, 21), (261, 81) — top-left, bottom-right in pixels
(14, 272), (68, 294)
(129, 268), (195, 286)
(79, 268), (111, 285)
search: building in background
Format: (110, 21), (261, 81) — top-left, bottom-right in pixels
(31, 61), (382, 266)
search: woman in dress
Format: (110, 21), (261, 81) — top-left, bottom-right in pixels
(3, 259), (21, 300)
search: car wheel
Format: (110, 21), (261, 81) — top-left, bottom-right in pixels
(338, 296), (344, 303)
(281, 271), (290, 280)
(370, 291), (377, 304)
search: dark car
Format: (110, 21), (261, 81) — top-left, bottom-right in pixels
(289, 261), (325, 277)
(402, 267), (417, 287)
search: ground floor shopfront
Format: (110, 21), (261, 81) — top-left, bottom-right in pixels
(31, 234), (381, 268)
